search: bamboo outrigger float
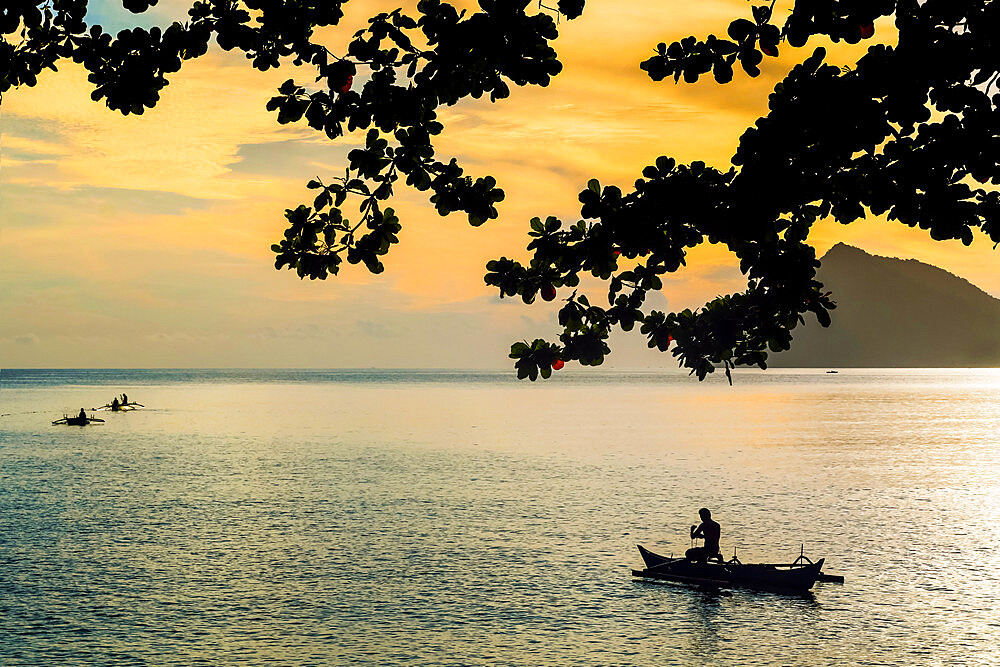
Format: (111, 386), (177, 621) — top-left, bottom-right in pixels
(632, 545), (844, 592)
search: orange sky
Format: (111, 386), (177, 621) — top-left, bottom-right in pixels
(1, 1), (996, 368)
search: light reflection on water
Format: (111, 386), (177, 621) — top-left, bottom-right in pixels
(1, 369), (998, 665)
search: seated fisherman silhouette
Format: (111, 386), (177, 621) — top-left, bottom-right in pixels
(686, 508), (723, 563)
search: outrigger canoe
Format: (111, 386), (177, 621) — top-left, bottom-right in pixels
(632, 545), (842, 592)
(52, 415), (105, 426)
(95, 402), (145, 412)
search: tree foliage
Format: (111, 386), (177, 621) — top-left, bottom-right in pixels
(3, 1), (998, 380)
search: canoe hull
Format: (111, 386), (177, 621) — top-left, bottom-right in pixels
(633, 545), (824, 592)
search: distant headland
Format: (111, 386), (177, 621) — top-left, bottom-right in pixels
(773, 243), (1000, 367)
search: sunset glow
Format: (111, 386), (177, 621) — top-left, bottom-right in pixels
(2, 1), (996, 367)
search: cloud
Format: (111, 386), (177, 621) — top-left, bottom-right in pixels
(251, 323), (334, 340)
(2, 53), (315, 200)
(0, 182), (212, 229)
(355, 320), (396, 339)
(227, 138), (356, 178)
(1, 134), (69, 162)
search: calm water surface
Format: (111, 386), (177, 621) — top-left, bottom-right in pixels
(1, 368), (998, 665)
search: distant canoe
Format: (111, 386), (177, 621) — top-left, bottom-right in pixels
(632, 545), (833, 592)
(52, 416), (105, 426)
(95, 402), (145, 412)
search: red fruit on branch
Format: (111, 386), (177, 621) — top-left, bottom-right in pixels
(859, 23), (875, 38)
(541, 283), (557, 301)
(338, 75), (353, 94)
(552, 359), (565, 370)
(761, 45), (777, 57)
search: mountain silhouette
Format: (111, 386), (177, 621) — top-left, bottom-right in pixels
(773, 243), (1000, 367)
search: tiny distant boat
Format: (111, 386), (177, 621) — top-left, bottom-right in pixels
(826, 370), (839, 374)
(94, 401), (145, 412)
(632, 545), (841, 592)
(52, 415), (105, 426)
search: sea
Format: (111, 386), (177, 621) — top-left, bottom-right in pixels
(0, 368), (998, 666)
